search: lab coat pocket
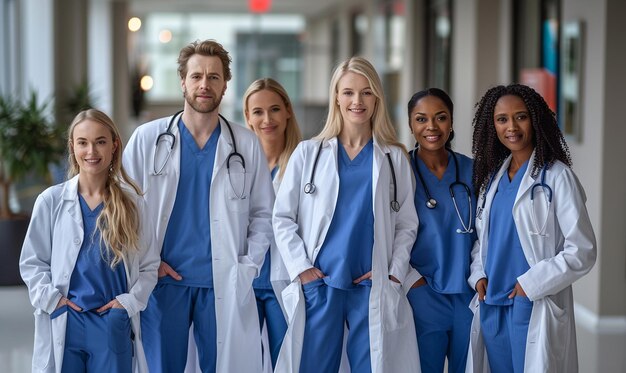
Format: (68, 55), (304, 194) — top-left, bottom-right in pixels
(281, 282), (302, 322)
(225, 169), (250, 213)
(541, 296), (570, 361)
(383, 280), (409, 331)
(33, 309), (53, 370)
(236, 261), (257, 306)
(107, 308), (132, 354)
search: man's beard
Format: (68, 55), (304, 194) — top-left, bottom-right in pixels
(184, 89), (223, 114)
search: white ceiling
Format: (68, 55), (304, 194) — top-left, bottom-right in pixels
(130, 0), (338, 17)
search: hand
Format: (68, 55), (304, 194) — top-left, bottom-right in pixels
(353, 271), (373, 284)
(476, 278), (487, 301)
(508, 282), (527, 299)
(158, 261), (182, 280)
(96, 299), (125, 313)
(411, 277), (427, 289)
(298, 268), (325, 284)
(55, 296), (82, 312)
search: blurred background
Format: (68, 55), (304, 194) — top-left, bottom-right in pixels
(1, 0), (625, 372)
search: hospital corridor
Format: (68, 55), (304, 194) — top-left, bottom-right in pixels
(1, 0), (626, 372)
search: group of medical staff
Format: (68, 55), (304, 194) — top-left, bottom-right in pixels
(19, 38), (596, 373)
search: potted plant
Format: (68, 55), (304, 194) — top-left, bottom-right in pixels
(0, 91), (64, 285)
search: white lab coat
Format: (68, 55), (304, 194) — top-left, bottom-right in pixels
(184, 169), (287, 373)
(273, 138), (421, 373)
(122, 114), (274, 372)
(269, 173), (290, 314)
(466, 153), (597, 373)
(19, 175), (160, 373)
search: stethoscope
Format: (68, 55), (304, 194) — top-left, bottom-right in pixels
(303, 140), (400, 212)
(153, 109), (247, 199)
(411, 148), (474, 234)
(530, 164), (552, 236)
(477, 163), (552, 236)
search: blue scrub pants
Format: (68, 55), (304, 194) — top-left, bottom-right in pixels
(254, 287), (287, 369)
(60, 307), (132, 373)
(480, 297), (533, 373)
(299, 279), (371, 373)
(407, 285), (473, 373)
(141, 284), (217, 373)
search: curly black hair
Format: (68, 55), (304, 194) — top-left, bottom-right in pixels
(471, 84), (571, 196)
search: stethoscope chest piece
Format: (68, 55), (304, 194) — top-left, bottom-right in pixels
(391, 200), (400, 212)
(304, 182), (316, 194)
(426, 198), (437, 209)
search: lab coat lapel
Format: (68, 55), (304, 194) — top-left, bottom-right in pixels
(212, 117), (231, 183)
(372, 140), (386, 208)
(62, 176), (82, 227)
(168, 116), (182, 179)
(514, 151), (537, 209)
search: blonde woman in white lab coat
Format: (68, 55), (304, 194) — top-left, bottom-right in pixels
(19, 109), (159, 373)
(273, 56), (420, 373)
(467, 84), (596, 372)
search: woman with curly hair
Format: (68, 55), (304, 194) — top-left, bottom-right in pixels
(467, 84), (596, 372)
(19, 109), (159, 372)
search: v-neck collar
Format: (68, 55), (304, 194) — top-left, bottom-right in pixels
(338, 139), (373, 167)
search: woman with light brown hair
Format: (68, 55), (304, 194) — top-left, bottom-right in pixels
(20, 109), (159, 373)
(243, 77), (302, 370)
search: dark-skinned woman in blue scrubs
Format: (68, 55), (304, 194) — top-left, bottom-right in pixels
(404, 88), (476, 373)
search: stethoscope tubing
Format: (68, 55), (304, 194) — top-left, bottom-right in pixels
(411, 148), (473, 234)
(478, 162), (552, 236)
(153, 110), (247, 199)
(304, 140), (400, 212)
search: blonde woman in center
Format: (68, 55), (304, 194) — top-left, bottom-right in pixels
(273, 57), (420, 373)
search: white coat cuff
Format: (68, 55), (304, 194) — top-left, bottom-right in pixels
(468, 271), (486, 291)
(116, 294), (139, 317)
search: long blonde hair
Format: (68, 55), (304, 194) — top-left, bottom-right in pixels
(315, 57), (405, 151)
(243, 78), (303, 179)
(67, 109), (142, 268)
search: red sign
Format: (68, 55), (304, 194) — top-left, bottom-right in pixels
(249, 0), (271, 13)
(520, 68), (557, 112)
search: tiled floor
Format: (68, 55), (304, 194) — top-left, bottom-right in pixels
(1, 285), (625, 373)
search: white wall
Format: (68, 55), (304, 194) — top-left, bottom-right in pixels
(22, 0), (54, 103)
(561, 0), (626, 326)
(89, 0), (114, 116)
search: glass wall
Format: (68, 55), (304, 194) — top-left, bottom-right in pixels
(132, 12), (304, 120)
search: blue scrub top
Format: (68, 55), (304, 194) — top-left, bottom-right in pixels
(315, 140), (374, 290)
(161, 120), (221, 288)
(67, 195), (127, 311)
(410, 151), (476, 294)
(485, 160), (531, 305)
(253, 166), (279, 290)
